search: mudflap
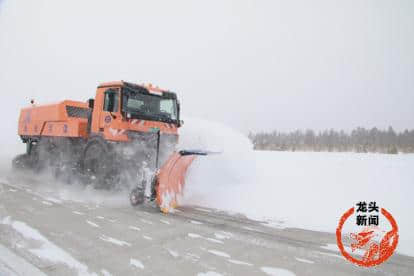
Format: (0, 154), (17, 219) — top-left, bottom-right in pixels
(155, 152), (197, 213)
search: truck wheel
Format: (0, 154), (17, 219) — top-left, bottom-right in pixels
(36, 138), (74, 181)
(52, 138), (74, 182)
(130, 187), (145, 206)
(36, 138), (58, 171)
(150, 176), (158, 201)
(12, 154), (32, 170)
(82, 141), (119, 189)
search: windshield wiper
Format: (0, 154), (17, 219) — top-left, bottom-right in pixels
(127, 110), (176, 124)
(155, 113), (176, 123)
(128, 109), (147, 116)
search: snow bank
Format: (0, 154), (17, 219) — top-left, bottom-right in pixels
(0, 243), (46, 276)
(179, 118), (414, 257)
(0, 216), (96, 275)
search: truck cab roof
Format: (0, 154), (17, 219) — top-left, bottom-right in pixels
(98, 81), (176, 98)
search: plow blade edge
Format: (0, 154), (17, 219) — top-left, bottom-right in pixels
(156, 150), (212, 213)
(156, 152), (196, 213)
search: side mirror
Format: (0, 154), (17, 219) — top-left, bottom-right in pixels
(88, 98), (94, 109)
(177, 100), (182, 127)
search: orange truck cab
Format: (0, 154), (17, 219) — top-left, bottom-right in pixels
(90, 81), (181, 142)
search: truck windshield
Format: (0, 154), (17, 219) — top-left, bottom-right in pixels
(123, 88), (178, 123)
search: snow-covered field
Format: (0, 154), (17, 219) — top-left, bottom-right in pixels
(179, 118), (414, 257)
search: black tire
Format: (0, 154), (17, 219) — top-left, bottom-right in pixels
(12, 140), (41, 171)
(36, 138), (75, 181)
(150, 176), (158, 201)
(81, 139), (119, 189)
(130, 187), (145, 206)
(53, 138), (75, 181)
(12, 154), (32, 170)
(36, 138), (58, 171)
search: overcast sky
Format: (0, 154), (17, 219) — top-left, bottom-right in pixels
(0, 0), (413, 153)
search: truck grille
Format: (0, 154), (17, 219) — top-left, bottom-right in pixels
(126, 131), (178, 165)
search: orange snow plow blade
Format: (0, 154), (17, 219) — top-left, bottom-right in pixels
(156, 150), (210, 213)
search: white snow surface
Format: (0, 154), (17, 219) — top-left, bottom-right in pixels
(207, 249), (231, 258)
(99, 235), (131, 247)
(321, 243), (366, 257)
(0, 243), (47, 276)
(0, 216), (95, 275)
(228, 259), (253, 266)
(100, 269), (112, 276)
(129, 258), (144, 269)
(167, 249), (179, 258)
(179, 118), (414, 257)
(86, 220), (100, 228)
(197, 272), (223, 276)
(294, 257), (314, 264)
(261, 266), (296, 276)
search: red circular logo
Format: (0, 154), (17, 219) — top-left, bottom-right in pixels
(336, 207), (398, 267)
(104, 115), (112, 124)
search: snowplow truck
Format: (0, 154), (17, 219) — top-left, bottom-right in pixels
(14, 81), (199, 213)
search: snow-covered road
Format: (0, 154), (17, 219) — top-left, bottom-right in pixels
(0, 175), (413, 276)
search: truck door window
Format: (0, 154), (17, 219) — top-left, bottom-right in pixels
(103, 89), (119, 112)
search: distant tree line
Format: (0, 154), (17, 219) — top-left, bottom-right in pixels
(248, 127), (414, 154)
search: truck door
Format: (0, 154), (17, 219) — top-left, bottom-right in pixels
(99, 88), (120, 131)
